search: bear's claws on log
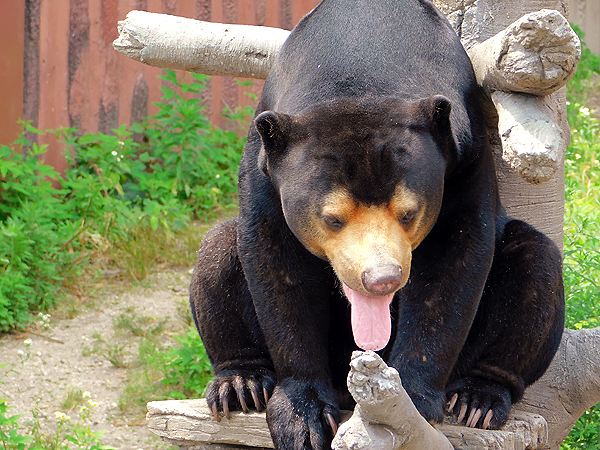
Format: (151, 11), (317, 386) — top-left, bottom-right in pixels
(206, 372), (275, 422)
(447, 393), (496, 429)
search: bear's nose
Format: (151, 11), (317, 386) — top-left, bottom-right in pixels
(361, 265), (402, 296)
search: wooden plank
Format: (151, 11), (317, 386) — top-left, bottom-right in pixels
(38, 0), (70, 174)
(0, 0), (25, 145)
(147, 399), (549, 450)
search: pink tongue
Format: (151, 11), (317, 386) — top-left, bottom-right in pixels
(342, 283), (394, 351)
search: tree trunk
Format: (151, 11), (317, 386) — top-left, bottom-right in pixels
(432, 0), (571, 249)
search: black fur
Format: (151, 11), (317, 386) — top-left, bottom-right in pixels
(190, 0), (565, 448)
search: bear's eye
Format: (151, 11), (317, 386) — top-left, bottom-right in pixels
(399, 210), (417, 226)
(323, 215), (345, 231)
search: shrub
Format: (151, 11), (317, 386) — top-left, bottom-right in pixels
(0, 71), (249, 331)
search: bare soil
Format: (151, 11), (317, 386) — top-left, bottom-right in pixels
(0, 268), (193, 450)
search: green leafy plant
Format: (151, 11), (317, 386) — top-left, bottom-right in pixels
(0, 71), (249, 331)
(127, 70), (245, 217)
(0, 134), (82, 331)
(565, 26), (600, 105)
(560, 29), (600, 450)
(0, 399), (34, 450)
(162, 326), (214, 398)
(118, 325), (213, 412)
(0, 396), (114, 450)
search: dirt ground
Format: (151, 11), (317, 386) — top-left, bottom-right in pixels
(0, 269), (194, 450)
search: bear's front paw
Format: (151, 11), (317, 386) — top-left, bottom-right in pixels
(206, 368), (276, 421)
(266, 378), (340, 450)
(446, 377), (512, 429)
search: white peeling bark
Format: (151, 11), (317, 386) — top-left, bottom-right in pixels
(467, 10), (581, 96)
(332, 351), (454, 450)
(113, 10), (290, 79)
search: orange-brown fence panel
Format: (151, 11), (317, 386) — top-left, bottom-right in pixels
(4, 0), (320, 174)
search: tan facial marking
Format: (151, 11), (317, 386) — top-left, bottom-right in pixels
(298, 186), (432, 295)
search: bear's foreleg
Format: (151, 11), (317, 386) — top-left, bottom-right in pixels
(189, 218), (276, 421)
(236, 209), (343, 449)
(446, 218), (565, 429)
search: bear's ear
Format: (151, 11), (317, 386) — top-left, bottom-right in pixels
(254, 110), (293, 177)
(418, 95), (458, 163)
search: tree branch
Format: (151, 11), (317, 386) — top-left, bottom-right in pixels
(466, 9), (581, 96)
(113, 10), (290, 79)
(492, 91), (564, 184)
(146, 328), (600, 450)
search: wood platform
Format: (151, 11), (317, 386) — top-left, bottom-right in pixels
(147, 399), (548, 450)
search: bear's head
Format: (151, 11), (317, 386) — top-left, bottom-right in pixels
(255, 96), (457, 351)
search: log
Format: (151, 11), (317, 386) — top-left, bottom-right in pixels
(146, 399), (547, 450)
(113, 10), (290, 79)
(146, 328), (600, 450)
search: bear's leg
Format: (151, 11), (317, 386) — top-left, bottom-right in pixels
(446, 219), (565, 429)
(189, 218), (275, 421)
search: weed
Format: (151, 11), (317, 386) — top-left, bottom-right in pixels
(60, 388), (86, 411)
(0, 397), (114, 450)
(85, 334), (130, 369)
(113, 312), (168, 338)
(0, 71), (249, 332)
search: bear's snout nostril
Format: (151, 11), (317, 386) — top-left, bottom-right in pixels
(361, 265), (402, 296)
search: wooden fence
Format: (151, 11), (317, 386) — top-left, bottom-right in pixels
(569, 0), (600, 54)
(1, 0), (320, 174)
(0, 0), (598, 174)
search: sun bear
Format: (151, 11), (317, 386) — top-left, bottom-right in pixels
(189, 0), (565, 448)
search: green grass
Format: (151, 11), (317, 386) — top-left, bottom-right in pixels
(560, 29), (600, 450)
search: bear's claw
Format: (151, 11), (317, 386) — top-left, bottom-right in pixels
(206, 369), (276, 421)
(325, 411), (339, 435)
(446, 376), (511, 429)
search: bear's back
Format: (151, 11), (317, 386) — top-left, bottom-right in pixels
(263, 0), (474, 114)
